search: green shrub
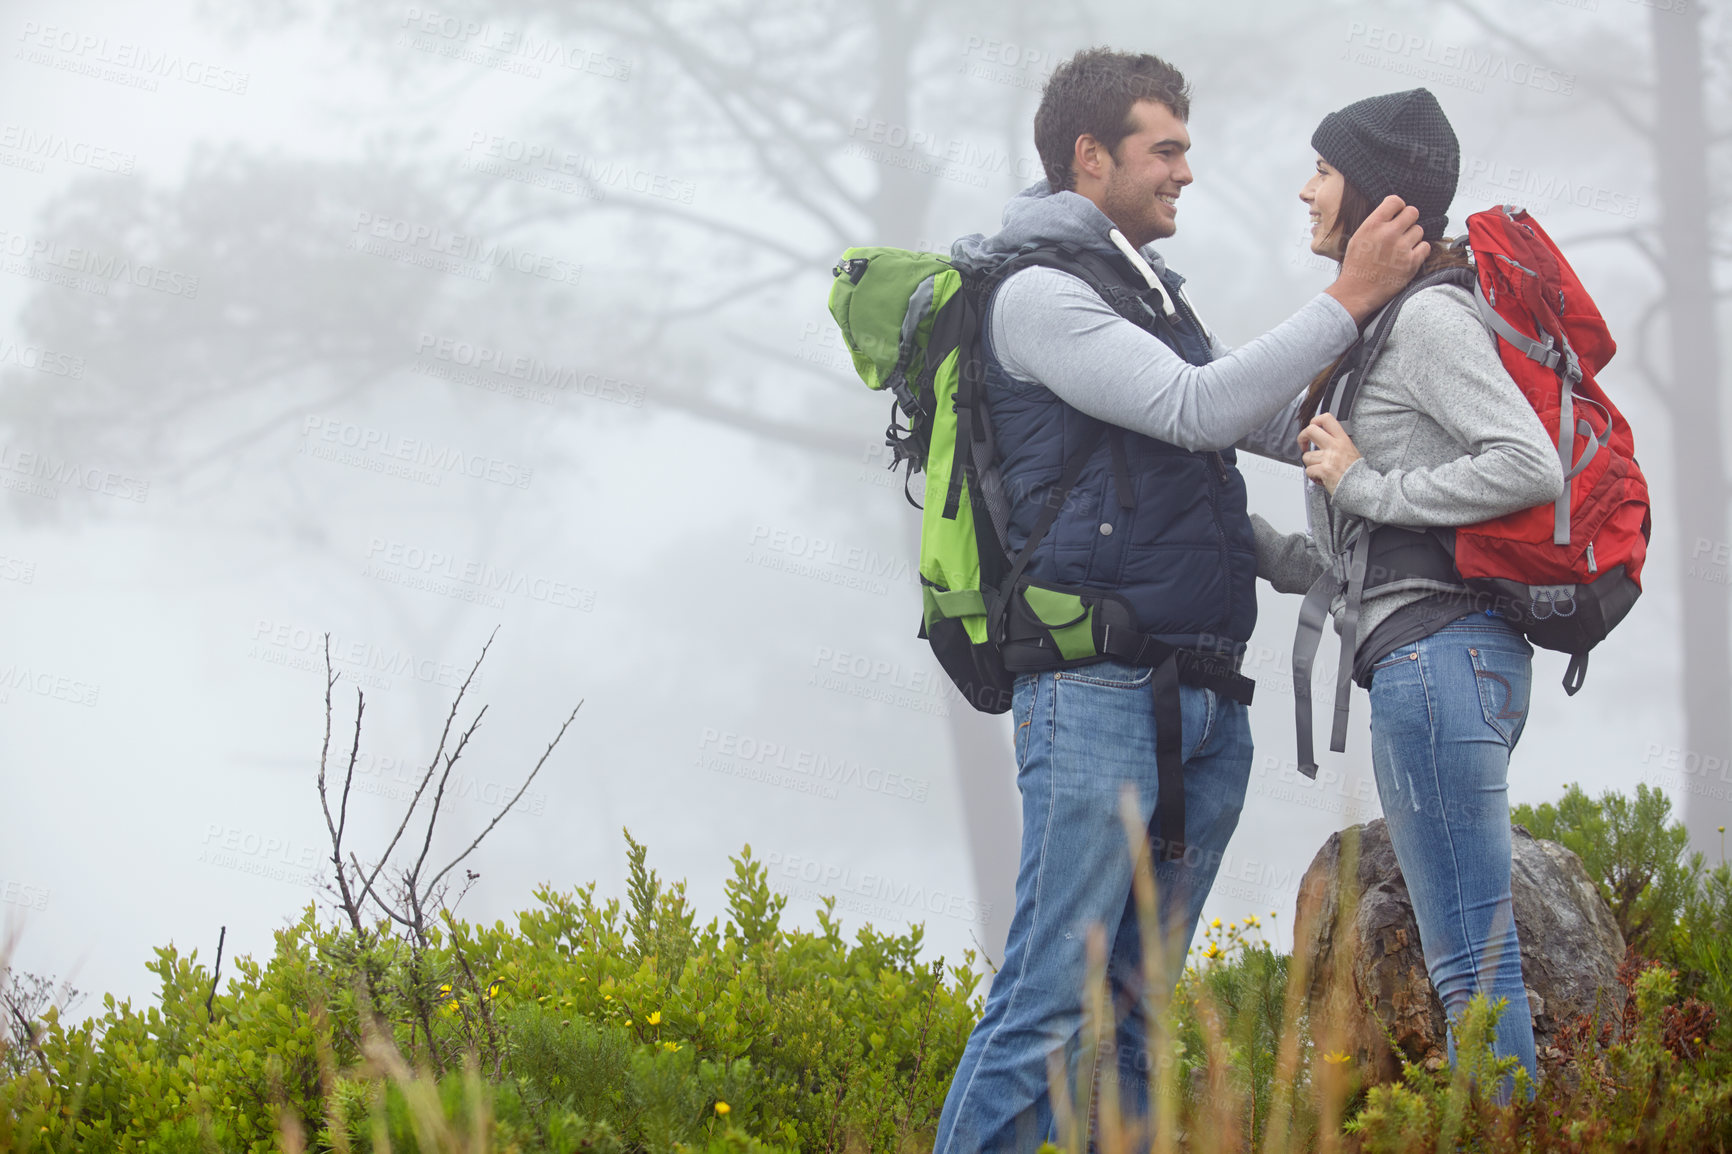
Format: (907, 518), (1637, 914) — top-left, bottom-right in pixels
(1512, 783), (1702, 958)
(0, 835), (980, 1153)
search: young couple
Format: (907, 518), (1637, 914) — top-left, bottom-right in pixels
(936, 48), (1562, 1152)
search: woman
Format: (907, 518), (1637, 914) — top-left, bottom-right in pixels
(1253, 88), (1565, 1096)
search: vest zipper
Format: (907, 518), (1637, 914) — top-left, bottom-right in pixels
(1202, 450), (1234, 624)
(1169, 275), (1236, 622)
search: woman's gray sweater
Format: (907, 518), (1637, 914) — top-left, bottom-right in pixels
(1251, 281), (1566, 666)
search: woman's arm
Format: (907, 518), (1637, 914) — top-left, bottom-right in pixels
(1251, 512), (1327, 594)
(1328, 287), (1565, 527)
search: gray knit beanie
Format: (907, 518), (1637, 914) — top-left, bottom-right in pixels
(1311, 88), (1459, 242)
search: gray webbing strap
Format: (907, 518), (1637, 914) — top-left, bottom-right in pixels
(1555, 371), (1575, 546)
(1567, 418), (1607, 480)
(1330, 532), (1372, 755)
(1292, 563), (1345, 779)
(1472, 278), (1559, 369)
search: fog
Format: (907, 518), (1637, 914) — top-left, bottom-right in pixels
(0, 0), (1726, 1011)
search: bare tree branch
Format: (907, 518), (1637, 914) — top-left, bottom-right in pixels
(318, 636), (368, 934)
(358, 628), (500, 905)
(1438, 0), (1650, 138)
(426, 699), (584, 897)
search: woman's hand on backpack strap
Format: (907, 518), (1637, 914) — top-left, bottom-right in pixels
(1299, 413), (1363, 496)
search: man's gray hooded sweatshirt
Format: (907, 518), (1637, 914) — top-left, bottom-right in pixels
(1251, 281), (1566, 683)
(950, 180), (1360, 654)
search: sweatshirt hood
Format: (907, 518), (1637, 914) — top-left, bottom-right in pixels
(949, 178), (1178, 282)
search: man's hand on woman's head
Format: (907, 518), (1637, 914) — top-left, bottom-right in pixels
(1299, 412), (1363, 496)
(1324, 196), (1430, 324)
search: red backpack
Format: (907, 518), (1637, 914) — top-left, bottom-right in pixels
(1292, 205), (1651, 775)
(1448, 205), (1649, 685)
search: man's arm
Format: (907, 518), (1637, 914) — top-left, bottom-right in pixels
(994, 196), (1426, 453)
(993, 269), (1355, 452)
(1236, 391), (1309, 464)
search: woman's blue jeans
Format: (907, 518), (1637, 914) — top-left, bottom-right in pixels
(933, 659), (1254, 1154)
(1367, 613), (1540, 1099)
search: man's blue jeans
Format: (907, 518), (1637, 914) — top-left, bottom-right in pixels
(1367, 614), (1540, 1099)
(933, 659), (1254, 1154)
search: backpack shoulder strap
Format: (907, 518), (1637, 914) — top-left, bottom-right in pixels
(1328, 266), (1477, 422)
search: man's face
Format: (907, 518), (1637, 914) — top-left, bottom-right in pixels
(1089, 99), (1193, 248)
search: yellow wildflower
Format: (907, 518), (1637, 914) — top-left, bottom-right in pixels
(647, 1011), (663, 1026)
(1322, 1050), (1353, 1065)
(714, 1102), (731, 1116)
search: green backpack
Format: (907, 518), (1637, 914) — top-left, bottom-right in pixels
(826, 246), (1119, 715)
(828, 244), (1257, 863)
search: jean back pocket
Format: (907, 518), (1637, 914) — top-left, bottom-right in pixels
(1468, 645), (1531, 748)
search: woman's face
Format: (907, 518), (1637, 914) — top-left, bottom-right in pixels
(1300, 156), (1346, 260)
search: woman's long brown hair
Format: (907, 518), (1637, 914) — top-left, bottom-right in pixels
(1297, 177), (1474, 425)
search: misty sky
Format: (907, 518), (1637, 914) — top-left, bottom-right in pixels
(0, 0), (1726, 1012)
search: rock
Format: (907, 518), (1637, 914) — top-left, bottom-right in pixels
(1293, 819), (1626, 1083)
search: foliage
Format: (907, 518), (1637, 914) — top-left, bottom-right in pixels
(0, 835), (979, 1154)
(1512, 783), (1703, 957)
(10, 783), (1732, 1153)
(1348, 963), (1732, 1154)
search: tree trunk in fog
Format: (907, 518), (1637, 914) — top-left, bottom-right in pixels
(1651, 5), (1731, 853)
(867, 2), (1019, 973)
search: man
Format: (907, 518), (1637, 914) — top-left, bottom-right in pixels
(933, 48), (1429, 1152)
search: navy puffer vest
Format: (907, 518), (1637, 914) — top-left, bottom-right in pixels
(981, 251), (1260, 654)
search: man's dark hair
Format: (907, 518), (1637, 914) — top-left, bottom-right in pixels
(1034, 48), (1191, 193)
